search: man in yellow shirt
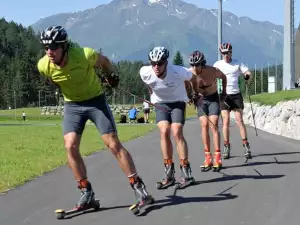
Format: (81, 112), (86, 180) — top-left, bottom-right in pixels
(37, 26), (153, 214)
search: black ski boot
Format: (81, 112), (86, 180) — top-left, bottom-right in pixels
(129, 176), (154, 215)
(175, 163), (195, 190)
(243, 142), (252, 163)
(156, 163), (176, 189)
(75, 180), (99, 210)
(223, 143), (231, 159)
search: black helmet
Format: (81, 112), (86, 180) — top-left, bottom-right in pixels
(40, 26), (68, 45)
(219, 42), (232, 53)
(189, 50), (206, 66)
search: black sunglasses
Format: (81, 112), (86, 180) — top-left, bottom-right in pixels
(190, 63), (202, 67)
(222, 51), (232, 55)
(151, 61), (165, 66)
(44, 43), (61, 51)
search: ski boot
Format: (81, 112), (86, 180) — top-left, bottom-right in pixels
(129, 176), (154, 216)
(212, 151), (223, 172)
(174, 162), (195, 190)
(156, 162), (176, 189)
(243, 142), (252, 163)
(223, 142), (231, 159)
(200, 151), (213, 172)
(55, 179), (100, 219)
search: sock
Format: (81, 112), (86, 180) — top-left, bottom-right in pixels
(224, 140), (230, 145)
(242, 138), (248, 144)
(164, 158), (173, 165)
(77, 178), (91, 190)
(180, 159), (189, 167)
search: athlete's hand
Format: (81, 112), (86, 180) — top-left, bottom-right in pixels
(102, 72), (120, 88)
(220, 92), (227, 102)
(192, 93), (203, 107)
(244, 74), (250, 81)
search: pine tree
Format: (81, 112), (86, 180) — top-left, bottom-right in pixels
(173, 51), (184, 66)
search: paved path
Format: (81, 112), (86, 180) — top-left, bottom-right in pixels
(1, 118), (300, 225)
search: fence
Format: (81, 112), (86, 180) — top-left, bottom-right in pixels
(245, 62), (283, 97)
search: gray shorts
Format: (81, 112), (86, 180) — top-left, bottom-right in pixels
(155, 101), (186, 125)
(63, 94), (117, 135)
(197, 91), (220, 118)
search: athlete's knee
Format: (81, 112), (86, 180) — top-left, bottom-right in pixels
(102, 132), (122, 155)
(210, 121), (219, 133)
(171, 124), (184, 142)
(158, 124), (171, 139)
(234, 112), (244, 126)
(200, 118), (209, 130)
(64, 133), (80, 157)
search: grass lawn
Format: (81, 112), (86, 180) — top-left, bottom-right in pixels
(246, 89), (300, 106)
(0, 104), (197, 123)
(0, 124), (156, 193)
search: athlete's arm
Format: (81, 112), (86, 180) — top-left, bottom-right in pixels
(184, 80), (193, 102)
(94, 53), (114, 75)
(240, 62), (251, 81)
(215, 68), (227, 95)
(147, 84), (153, 96)
(95, 53), (119, 87)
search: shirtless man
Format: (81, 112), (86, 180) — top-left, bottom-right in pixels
(187, 50), (227, 171)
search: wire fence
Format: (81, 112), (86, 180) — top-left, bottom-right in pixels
(239, 62), (283, 97)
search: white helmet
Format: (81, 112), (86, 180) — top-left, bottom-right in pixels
(148, 46), (169, 62)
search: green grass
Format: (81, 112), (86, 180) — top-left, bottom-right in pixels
(247, 89), (300, 106)
(0, 124), (156, 193)
(0, 104), (197, 123)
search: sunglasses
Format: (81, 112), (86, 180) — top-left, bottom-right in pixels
(190, 63), (202, 67)
(44, 43), (61, 51)
(151, 61), (165, 67)
(222, 51), (232, 55)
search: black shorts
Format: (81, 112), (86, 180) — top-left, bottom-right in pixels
(197, 91), (220, 118)
(155, 101), (186, 125)
(220, 92), (244, 111)
(144, 108), (150, 114)
(63, 94), (117, 135)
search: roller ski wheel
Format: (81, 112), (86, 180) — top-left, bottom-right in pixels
(223, 153), (230, 160)
(55, 199), (100, 220)
(174, 178), (195, 190)
(129, 195), (155, 216)
(200, 165), (212, 172)
(156, 179), (176, 190)
(244, 151), (252, 163)
(212, 165), (222, 172)
(201, 151), (213, 172)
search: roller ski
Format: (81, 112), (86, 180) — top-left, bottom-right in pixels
(200, 151), (213, 172)
(223, 143), (231, 159)
(156, 162), (176, 189)
(243, 142), (252, 163)
(129, 176), (154, 216)
(174, 163), (195, 190)
(55, 181), (100, 219)
(212, 151), (223, 172)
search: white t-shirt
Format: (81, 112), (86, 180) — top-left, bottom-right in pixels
(143, 102), (150, 109)
(213, 59), (249, 94)
(139, 64), (193, 104)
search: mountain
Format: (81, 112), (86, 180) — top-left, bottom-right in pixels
(31, 0), (283, 67)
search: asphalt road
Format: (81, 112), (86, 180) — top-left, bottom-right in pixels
(1, 118), (300, 225)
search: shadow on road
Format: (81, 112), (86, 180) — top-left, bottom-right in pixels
(138, 193), (237, 216)
(222, 160), (300, 170)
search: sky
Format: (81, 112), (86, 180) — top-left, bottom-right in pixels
(0, 0), (299, 27)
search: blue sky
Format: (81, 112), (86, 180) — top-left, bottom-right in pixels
(0, 0), (299, 27)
